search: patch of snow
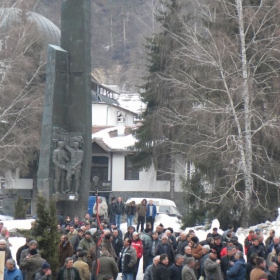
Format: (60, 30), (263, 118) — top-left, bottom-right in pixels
(92, 126), (136, 150)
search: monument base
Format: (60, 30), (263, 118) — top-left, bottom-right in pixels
(53, 193), (80, 201)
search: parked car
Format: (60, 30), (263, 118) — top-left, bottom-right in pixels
(0, 210), (13, 221)
(125, 198), (182, 219)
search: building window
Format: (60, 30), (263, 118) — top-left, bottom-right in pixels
(156, 170), (170, 181)
(125, 156), (139, 180)
(92, 156), (109, 182)
(117, 112), (124, 122)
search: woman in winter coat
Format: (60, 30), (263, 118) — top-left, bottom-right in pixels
(126, 201), (136, 227)
(226, 251), (247, 280)
(137, 199), (147, 232)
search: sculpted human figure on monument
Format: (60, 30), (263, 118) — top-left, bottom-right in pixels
(65, 141), (84, 195)
(53, 141), (69, 194)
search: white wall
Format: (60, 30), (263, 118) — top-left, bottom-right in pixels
(112, 154), (170, 192)
(92, 103), (135, 127)
(174, 154), (187, 192)
(5, 179), (33, 189)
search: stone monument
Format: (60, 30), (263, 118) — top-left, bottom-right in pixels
(37, 0), (92, 217)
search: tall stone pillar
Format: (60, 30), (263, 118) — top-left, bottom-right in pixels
(37, 0), (91, 218)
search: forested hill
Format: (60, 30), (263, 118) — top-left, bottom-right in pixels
(36, 0), (160, 90)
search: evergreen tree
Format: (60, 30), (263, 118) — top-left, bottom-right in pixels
(32, 196), (59, 277)
(14, 196), (29, 220)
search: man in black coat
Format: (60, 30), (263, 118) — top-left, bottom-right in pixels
(212, 237), (223, 259)
(168, 254), (183, 280)
(154, 254), (170, 280)
(155, 235), (174, 266)
(177, 233), (189, 256)
(108, 197), (116, 223)
(57, 258), (80, 280)
(221, 247), (236, 280)
(247, 238), (266, 260)
(112, 229), (123, 259)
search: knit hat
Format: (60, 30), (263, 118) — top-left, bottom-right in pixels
(29, 249), (38, 255)
(85, 231), (91, 236)
(41, 262), (50, 269)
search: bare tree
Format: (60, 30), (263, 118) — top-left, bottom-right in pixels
(0, 2), (46, 176)
(141, 0), (280, 226)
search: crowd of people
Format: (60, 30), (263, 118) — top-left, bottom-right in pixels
(2, 196), (280, 280)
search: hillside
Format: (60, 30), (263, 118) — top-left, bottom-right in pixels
(35, 0), (159, 90)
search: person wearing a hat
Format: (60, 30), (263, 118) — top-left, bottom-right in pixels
(78, 231), (94, 252)
(206, 228), (221, 239)
(20, 249), (46, 280)
(190, 236), (203, 277)
(73, 251), (90, 280)
(131, 232), (143, 280)
(34, 262), (52, 280)
(204, 249), (222, 280)
(221, 247), (236, 280)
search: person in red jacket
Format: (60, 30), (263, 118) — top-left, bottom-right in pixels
(244, 230), (256, 255)
(131, 232), (143, 280)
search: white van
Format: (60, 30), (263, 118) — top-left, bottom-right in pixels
(125, 197), (182, 219)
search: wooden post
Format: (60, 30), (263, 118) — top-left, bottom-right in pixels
(0, 251), (5, 280)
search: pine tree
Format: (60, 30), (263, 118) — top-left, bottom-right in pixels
(32, 196), (60, 277)
(14, 196), (29, 220)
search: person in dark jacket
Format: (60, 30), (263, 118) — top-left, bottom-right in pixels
(246, 253), (258, 280)
(226, 251), (246, 280)
(144, 256), (160, 280)
(231, 236), (243, 252)
(221, 247), (236, 280)
(108, 197), (116, 223)
(140, 232), (152, 272)
(206, 228), (221, 239)
(155, 235), (174, 266)
(112, 229), (123, 259)
(149, 232), (161, 265)
(153, 254), (170, 280)
(177, 233), (189, 256)
(124, 226), (135, 240)
(0, 239), (12, 262)
(118, 238), (137, 280)
(70, 229), (84, 254)
(115, 197), (125, 228)
(34, 262), (52, 280)
(247, 238), (266, 260)
(212, 236), (223, 260)
(126, 201), (136, 227)
(200, 245), (210, 278)
(168, 254), (183, 280)
(16, 238), (31, 266)
(266, 262), (277, 280)
(57, 258), (81, 280)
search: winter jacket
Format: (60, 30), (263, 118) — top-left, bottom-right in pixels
(226, 257), (246, 280)
(177, 239), (189, 256)
(126, 205), (136, 216)
(4, 268), (23, 280)
(58, 241), (73, 268)
(266, 270), (277, 280)
(150, 238), (161, 257)
(78, 237), (94, 252)
(155, 243), (174, 264)
(70, 234), (83, 254)
(118, 246), (137, 273)
(191, 243), (203, 269)
(57, 266), (81, 280)
(221, 254), (235, 280)
(247, 245), (266, 260)
(100, 238), (117, 260)
(20, 254), (46, 280)
(96, 255), (118, 280)
(244, 235), (254, 255)
(93, 202), (108, 217)
(200, 253), (209, 277)
(34, 268), (52, 280)
(250, 267), (268, 280)
(112, 236), (123, 258)
(204, 255), (223, 280)
(146, 204), (157, 219)
(73, 257), (90, 280)
(86, 245), (96, 271)
(137, 204), (147, 217)
(181, 265), (197, 280)
(115, 202), (125, 215)
(153, 262), (170, 280)
(168, 263), (183, 280)
(16, 244), (29, 266)
(144, 264), (155, 280)
(131, 238), (143, 259)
